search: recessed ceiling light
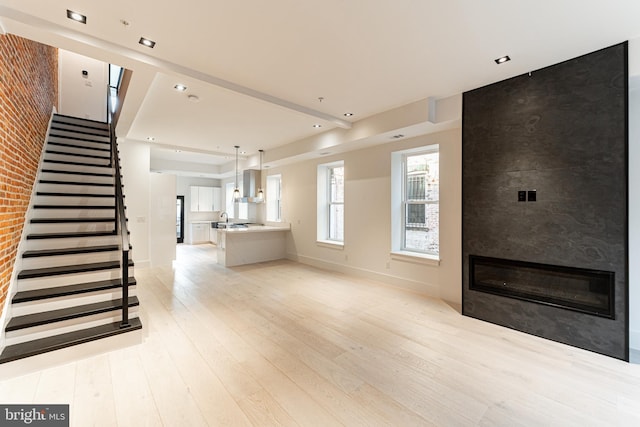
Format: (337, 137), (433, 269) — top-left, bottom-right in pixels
(391, 134), (405, 139)
(139, 37), (156, 48)
(66, 10), (86, 24)
(174, 84), (187, 92)
(175, 150), (182, 153)
(494, 55), (511, 64)
(240, 151), (247, 154)
(343, 112), (354, 117)
(187, 94), (200, 103)
(146, 136), (156, 142)
(313, 124), (322, 128)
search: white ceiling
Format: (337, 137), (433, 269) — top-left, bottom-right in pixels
(1, 0), (640, 177)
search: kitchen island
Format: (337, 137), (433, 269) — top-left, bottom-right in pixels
(217, 224), (290, 267)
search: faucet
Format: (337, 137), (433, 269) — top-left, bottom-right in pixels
(219, 212), (229, 223)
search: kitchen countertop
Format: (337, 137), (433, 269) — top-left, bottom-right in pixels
(217, 224), (290, 234)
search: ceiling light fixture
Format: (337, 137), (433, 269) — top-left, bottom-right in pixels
(139, 37), (156, 48)
(257, 149), (264, 200)
(343, 112), (354, 117)
(313, 124), (322, 128)
(66, 10), (86, 24)
(174, 84), (187, 91)
(233, 145), (241, 201)
(494, 55), (511, 64)
(391, 134), (405, 139)
(146, 136), (156, 142)
(187, 94), (200, 103)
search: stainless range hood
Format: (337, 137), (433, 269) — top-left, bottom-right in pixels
(239, 169), (263, 203)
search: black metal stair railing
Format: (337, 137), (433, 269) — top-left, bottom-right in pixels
(107, 85), (131, 328)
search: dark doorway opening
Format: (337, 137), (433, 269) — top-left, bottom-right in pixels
(176, 196), (185, 243)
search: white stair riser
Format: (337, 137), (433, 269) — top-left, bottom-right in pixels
(31, 208), (115, 219)
(11, 286), (137, 317)
(20, 250), (130, 270)
(46, 144), (111, 159)
(43, 160), (114, 175)
(37, 182), (114, 195)
(48, 129), (109, 143)
(29, 222), (115, 234)
(34, 195), (115, 206)
(53, 116), (109, 130)
(50, 123), (109, 136)
(24, 235), (120, 250)
(44, 152), (110, 166)
(18, 267), (135, 291)
(40, 172), (114, 186)
(4, 309), (139, 346)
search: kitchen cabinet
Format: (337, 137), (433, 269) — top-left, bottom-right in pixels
(191, 222), (209, 244)
(190, 186), (221, 211)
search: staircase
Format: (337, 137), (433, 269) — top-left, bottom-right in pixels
(0, 114), (141, 364)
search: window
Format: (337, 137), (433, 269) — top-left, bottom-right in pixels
(317, 161), (344, 244)
(225, 181), (248, 219)
(391, 145), (439, 259)
(266, 174), (282, 222)
(225, 182), (235, 217)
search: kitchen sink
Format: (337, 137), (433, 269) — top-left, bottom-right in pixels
(216, 223), (248, 229)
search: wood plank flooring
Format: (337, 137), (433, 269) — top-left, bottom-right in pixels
(1, 243), (640, 426)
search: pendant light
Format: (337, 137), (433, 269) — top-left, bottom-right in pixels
(257, 149), (264, 200)
(233, 145), (240, 201)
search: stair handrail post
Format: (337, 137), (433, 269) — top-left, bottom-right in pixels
(107, 84), (131, 328)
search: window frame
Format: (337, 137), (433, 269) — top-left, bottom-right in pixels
(317, 160), (345, 247)
(266, 174), (282, 222)
(391, 144), (440, 264)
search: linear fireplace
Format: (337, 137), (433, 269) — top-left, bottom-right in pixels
(470, 255), (615, 319)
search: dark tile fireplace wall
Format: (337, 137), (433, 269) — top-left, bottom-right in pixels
(462, 42), (628, 360)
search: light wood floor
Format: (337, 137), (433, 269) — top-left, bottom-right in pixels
(1, 244), (640, 426)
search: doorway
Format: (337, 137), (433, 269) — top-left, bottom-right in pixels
(176, 196), (185, 243)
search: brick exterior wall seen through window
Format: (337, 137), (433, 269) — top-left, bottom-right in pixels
(0, 34), (58, 315)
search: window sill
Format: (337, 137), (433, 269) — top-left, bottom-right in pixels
(390, 251), (440, 266)
(317, 240), (344, 250)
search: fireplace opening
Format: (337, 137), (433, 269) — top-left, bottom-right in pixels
(469, 255), (614, 319)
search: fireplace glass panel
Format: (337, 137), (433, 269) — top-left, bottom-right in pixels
(470, 255), (614, 319)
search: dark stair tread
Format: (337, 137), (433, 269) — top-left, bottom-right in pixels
(50, 127), (110, 138)
(0, 317), (142, 364)
(18, 259), (134, 280)
(13, 277), (137, 304)
(27, 231), (116, 240)
(45, 149), (110, 160)
(23, 245), (119, 258)
(6, 297), (139, 332)
(39, 179), (114, 187)
(33, 205), (115, 210)
(44, 159), (112, 168)
(41, 168), (113, 178)
(53, 114), (109, 127)
(37, 191), (115, 198)
(47, 140), (110, 152)
(31, 217), (115, 223)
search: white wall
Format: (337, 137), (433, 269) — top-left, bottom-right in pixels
(628, 38), (640, 352)
(58, 50), (108, 121)
(150, 173), (177, 267)
(275, 128), (461, 304)
(119, 139), (150, 267)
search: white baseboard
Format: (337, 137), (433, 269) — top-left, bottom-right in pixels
(287, 252), (441, 299)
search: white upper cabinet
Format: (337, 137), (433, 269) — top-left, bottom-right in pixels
(190, 186), (221, 211)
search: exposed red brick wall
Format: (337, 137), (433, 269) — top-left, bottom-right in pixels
(0, 34), (58, 316)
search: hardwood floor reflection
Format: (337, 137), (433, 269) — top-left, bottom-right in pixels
(1, 243), (640, 426)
